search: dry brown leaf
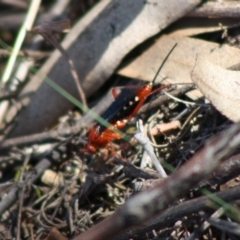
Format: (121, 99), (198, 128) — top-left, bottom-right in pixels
(191, 55), (240, 122)
(6, 0), (201, 137)
(118, 35), (240, 86)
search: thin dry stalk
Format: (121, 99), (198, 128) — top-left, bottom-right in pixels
(31, 20), (88, 107)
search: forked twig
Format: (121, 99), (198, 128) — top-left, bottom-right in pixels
(134, 120), (167, 178)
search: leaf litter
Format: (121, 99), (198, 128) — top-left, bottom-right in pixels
(1, 1), (240, 240)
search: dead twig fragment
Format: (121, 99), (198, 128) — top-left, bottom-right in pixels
(31, 20), (88, 107)
(149, 120), (181, 136)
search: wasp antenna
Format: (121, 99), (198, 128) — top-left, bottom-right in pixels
(152, 43), (178, 84)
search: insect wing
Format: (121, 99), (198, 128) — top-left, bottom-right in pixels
(98, 87), (139, 133)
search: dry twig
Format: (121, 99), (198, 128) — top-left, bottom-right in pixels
(31, 19), (88, 107)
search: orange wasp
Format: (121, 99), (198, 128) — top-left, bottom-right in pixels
(84, 44), (177, 154)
